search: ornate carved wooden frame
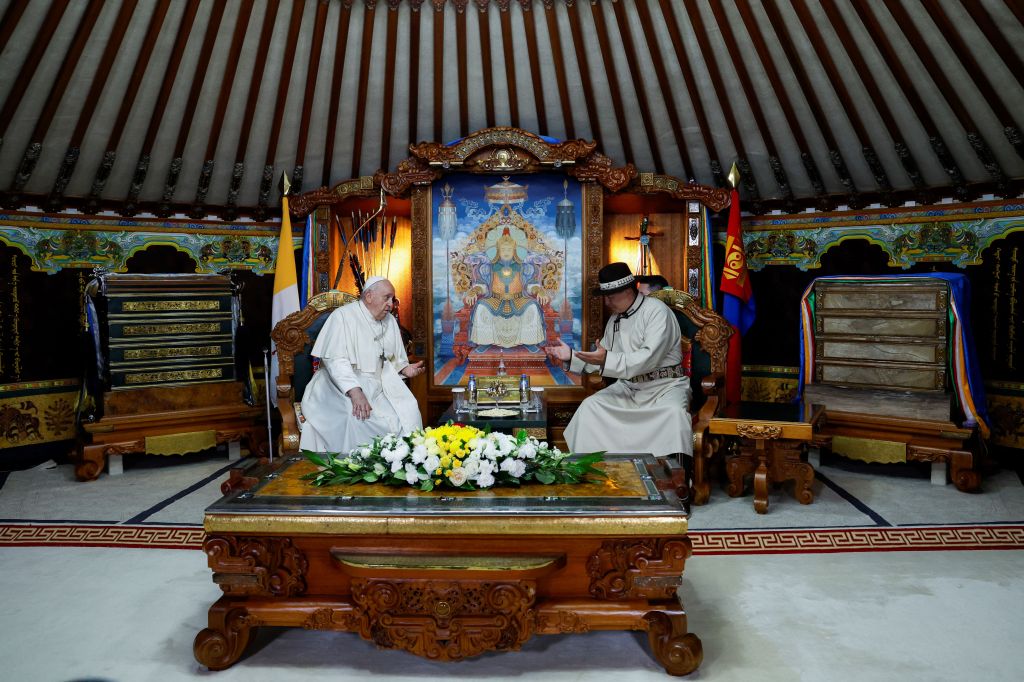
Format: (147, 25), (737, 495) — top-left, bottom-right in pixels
(398, 127), (636, 401)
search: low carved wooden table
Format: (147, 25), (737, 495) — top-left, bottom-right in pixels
(194, 453), (702, 676)
(712, 401), (825, 514)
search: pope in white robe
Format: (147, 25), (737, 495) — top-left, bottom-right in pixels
(547, 263), (692, 457)
(299, 278), (424, 454)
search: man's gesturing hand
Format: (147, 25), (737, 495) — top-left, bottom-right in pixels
(544, 338), (571, 363)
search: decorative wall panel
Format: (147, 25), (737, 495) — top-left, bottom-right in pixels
(0, 212), (299, 275)
(731, 201), (1024, 271)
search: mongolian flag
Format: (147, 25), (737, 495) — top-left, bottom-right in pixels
(719, 186), (756, 405)
(270, 182), (300, 404)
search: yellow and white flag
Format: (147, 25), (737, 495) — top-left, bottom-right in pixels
(270, 191), (300, 404)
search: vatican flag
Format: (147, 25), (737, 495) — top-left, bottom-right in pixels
(270, 187), (300, 406)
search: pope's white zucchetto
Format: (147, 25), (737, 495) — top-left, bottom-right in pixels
(362, 276), (388, 295)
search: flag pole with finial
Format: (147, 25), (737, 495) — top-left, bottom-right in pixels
(720, 160), (755, 407)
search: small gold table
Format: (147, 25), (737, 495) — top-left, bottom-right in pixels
(711, 402), (824, 514)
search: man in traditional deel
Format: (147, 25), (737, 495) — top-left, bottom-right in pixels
(546, 262), (692, 457)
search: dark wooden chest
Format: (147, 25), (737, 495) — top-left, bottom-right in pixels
(95, 274), (237, 389)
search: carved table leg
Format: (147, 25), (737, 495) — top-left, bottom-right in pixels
(643, 610), (703, 676)
(74, 444), (107, 482)
(692, 453), (710, 506)
(772, 440), (815, 505)
(752, 442), (770, 514)
(193, 603), (256, 671)
(950, 449), (981, 492)
(725, 448), (756, 498)
(793, 460), (815, 504)
(246, 427), (271, 459)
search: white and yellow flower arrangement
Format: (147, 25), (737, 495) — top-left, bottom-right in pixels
(303, 423), (605, 491)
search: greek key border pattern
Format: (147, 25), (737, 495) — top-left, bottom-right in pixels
(1, 524), (1022, 554)
(690, 525), (1024, 555)
(0, 524), (204, 549)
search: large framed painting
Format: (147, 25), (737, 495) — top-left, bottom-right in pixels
(429, 173), (585, 387)
(414, 172), (599, 392)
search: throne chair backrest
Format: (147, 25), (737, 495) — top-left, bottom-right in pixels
(648, 289), (733, 456)
(270, 290), (359, 455)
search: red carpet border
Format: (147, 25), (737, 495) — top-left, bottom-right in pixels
(1, 523), (1023, 553)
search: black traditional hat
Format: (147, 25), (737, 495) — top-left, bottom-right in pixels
(591, 262), (636, 296)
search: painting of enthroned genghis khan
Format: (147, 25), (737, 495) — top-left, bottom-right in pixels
(432, 174), (584, 386)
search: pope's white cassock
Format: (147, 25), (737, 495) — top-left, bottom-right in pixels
(563, 294), (692, 457)
(299, 301), (422, 453)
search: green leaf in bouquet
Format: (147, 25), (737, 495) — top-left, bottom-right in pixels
(535, 470), (556, 484)
(420, 479), (434, 491)
(304, 452), (329, 469)
(362, 472), (379, 483)
(560, 470), (580, 484)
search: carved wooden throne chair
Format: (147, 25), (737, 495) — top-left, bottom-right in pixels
(270, 290), (359, 456)
(647, 289), (733, 505)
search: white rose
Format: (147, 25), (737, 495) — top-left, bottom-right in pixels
(475, 471), (495, 488)
(462, 456), (480, 476)
(390, 458), (404, 473)
(448, 467), (468, 486)
(404, 462), (426, 485)
(359, 447), (371, 458)
(423, 454), (441, 473)
(411, 444), (428, 464)
(517, 443), (537, 459)
(500, 458), (526, 478)
(394, 441), (410, 458)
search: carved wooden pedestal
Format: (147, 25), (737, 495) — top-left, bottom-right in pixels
(725, 435), (815, 514)
(821, 410), (980, 492)
(193, 455), (702, 676)
(712, 402), (824, 514)
(75, 382), (267, 481)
